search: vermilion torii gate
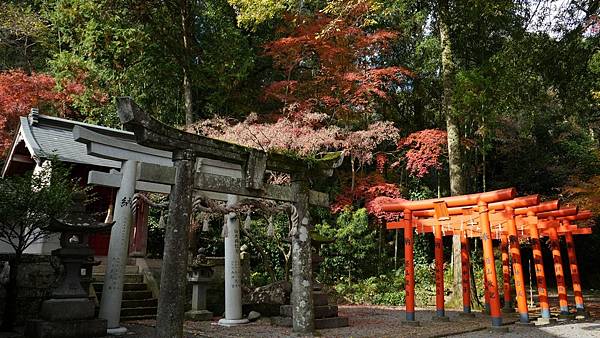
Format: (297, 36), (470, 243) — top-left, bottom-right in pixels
(382, 189), (593, 329)
(382, 188), (517, 328)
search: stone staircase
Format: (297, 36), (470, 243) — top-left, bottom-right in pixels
(92, 264), (158, 321)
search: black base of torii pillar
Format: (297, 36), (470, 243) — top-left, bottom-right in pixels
(117, 97), (337, 337)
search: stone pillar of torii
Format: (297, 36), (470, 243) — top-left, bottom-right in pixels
(74, 97), (337, 337)
(74, 126), (173, 334)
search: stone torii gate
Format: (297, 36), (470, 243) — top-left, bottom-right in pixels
(75, 125), (325, 332)
(116, 97), (337, 337)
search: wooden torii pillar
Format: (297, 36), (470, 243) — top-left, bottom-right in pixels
(406, 201), (593, 325)
(117, 97), (336, 337)
(383, 188), (516, 328)
(485, 207), (592, 323)
(537, 210), (592, 319)
(561, 217), (590, 317)
(529, 207), (577, 321)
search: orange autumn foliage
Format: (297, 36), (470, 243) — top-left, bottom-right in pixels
(0, 70), (93, 153)
(263, 4), (414, 122)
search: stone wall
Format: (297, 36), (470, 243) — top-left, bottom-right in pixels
(0, 254), (60, 324)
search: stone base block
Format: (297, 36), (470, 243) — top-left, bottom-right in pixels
(432, 316), (450, 322)
(40, 298), (95, 321)
(312, 292), (328, 306)
(106, 326), (128, 335)
(218, 318), (249, 327)
(24, 318), (107, 338)
(280, 305), (338, 319)
(185, 309), (213, 321)
(536, 317), (557, 325)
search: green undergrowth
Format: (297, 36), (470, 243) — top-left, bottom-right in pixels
(331, 264), (437, 306)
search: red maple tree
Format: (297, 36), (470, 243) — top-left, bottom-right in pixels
(0, 70), (101, 153)
(263, 4), (414, 124)
(398, 129), (448, 178)
(330, 172), (404, 222)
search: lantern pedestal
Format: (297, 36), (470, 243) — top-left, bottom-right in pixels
(25, 242), (108, 337)
(24, 193), (113, 338)
(185, 262), (214, 321)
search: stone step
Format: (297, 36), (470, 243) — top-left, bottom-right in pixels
(92, 273), (143, 284)
(93, 265), (139, 274)
(122, 298), (158, 308)
(313, 291), (328, 306)
(121, 306), (158, 317)
(93, 283), (148, 292)
(271, 316), (349, 329)
(280, 305), (339, 319)
(121, 315), (157, 321)
(96, 290), (153, 300)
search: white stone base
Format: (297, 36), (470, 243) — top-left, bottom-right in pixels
(218, 318), (249, 327)
(107, 326), (128, 335)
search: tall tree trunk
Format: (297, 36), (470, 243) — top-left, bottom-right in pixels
(180, 0), (195, 126)
(439, 0), (467, 300)
(1, 254), (21, 331)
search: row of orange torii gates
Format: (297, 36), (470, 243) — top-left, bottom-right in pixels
(382, 188), (593, 329)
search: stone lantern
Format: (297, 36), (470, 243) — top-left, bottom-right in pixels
(185, 248), (215, 321)
(25, 192), (114, 338)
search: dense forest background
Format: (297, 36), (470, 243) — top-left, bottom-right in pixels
(1, 0), (600, 306)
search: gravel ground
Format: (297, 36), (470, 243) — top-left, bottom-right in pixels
(454, 320), (600, 338)
(3, 291), (599, 337)
(119, 304), (600, 338)
(121, 306), (504, 338)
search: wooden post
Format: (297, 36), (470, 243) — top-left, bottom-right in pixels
(403, 210), (418, 325)
(528, 211), (550, 319)
(155, 150), (195, 338)
(500, 233), (513, 312)
(507, 207), (529, 323)
(433, 219), (448, 320)
(459, 232), (473, 315)
(563, 224), (585, 315)
(129, 197), (149, 257)
(547, 223), (569, 316)
(479, 201), (503, 327)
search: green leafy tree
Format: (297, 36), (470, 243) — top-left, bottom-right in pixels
(0, 1), (53, 71)
(0, 161), (84, 331)
(316, 208), (379, 283)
